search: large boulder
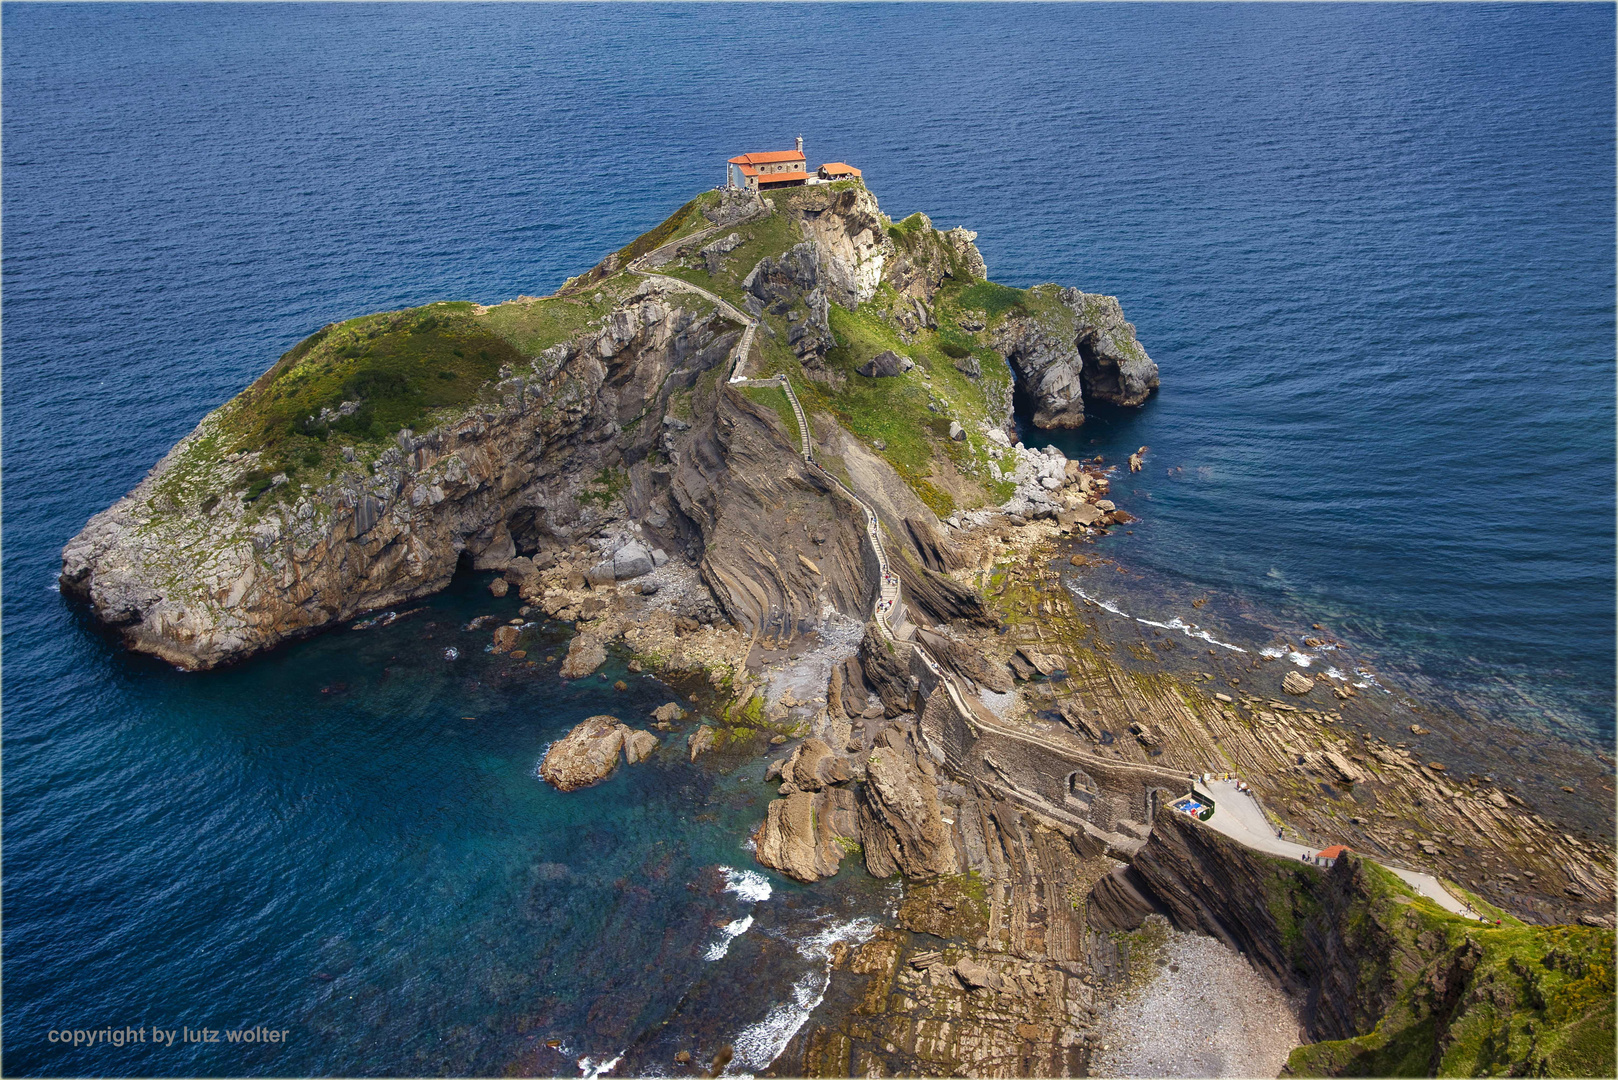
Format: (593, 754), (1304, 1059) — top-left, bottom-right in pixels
(1060, 503), (1105, 529)
(688, 725), (717, 762)
(857, 350), (914, 378)
(611, 542), (654, 581)
(651, 701), (688, 724)
(753, 786), (859, 883)
(624, 729), (660, 765)
(1283, 670), (1315, 696)
(785, 737), (852, 791)
(539, 716), (628, 792)
(700, 231), (743, 276)
(540, 716), (660, 790)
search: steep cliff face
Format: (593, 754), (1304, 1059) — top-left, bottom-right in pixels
(1093, 810), (1616, 1078)
(790, 184), (891, 308)
(61, 285), (730, 668)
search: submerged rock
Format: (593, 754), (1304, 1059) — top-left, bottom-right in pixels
(688, 725), (716, 762)
(560, 635), (606, 679)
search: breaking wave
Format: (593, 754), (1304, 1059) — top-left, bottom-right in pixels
(1067, 582), (1248, 653)
(704, 915), (755, 961)
(724, 916), (881, 1075)
(577, 1053), (622, 1078)
(720, 866), (772, 903)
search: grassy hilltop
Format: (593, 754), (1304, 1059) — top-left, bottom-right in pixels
(585, 182), (1045, 516)
(175, 182), (1057, 522)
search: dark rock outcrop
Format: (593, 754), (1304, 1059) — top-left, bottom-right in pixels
(893, 549), (995, 629)
(670, 386), (876, 641)
(744, 241), (833, 363)
(993, 287), (1158, 429)
(903, 516), (968, 573)
(915, 627), (1014, 693)
(857, 623), (914, 717)
(856, 349), (913, 378)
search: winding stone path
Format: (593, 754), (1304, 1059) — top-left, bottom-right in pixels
(629, 262), (1483, 924)
(1193, 777), (1482, 918)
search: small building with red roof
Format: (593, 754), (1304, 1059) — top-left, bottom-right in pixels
(726, 138), (862, 192)
(728, 138), (807, 190)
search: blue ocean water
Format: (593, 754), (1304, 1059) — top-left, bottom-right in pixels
(3, 4), (1612, 1076)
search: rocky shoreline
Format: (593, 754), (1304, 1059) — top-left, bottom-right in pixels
(59, 181), (1612, 1077)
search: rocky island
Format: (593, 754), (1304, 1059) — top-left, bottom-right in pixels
(61, 181), (1613, 1077)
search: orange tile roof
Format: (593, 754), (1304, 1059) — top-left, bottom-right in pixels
(756, 170), (808, 185)
(819, 162), (862, 176)
(728, 150), (806, 166)
(1317, 845), (1351, 859)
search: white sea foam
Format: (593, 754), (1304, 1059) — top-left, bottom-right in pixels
(720, 865), (772, 903)
(577, 1053), (622, 1077)
(704, 915), (755, 961)
(726, 971), (825, 1075)
(794, 915), (881, 961)
(1070, 585), (1127, 616)
(1068, 583), (1248, 653)
(724, 916), (881, 1075)
(443, 646), (459, 661)
(531, 743), (555, 781)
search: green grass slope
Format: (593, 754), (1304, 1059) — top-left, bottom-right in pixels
(1284, 862), (1615, 1078)
(649, 185), (1034, 515)
(163, 183), (1066, 520)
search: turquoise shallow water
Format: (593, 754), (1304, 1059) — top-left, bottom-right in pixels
(3, 3), (1612, 1075)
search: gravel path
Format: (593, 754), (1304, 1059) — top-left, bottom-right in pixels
(1090, 929), (1303, 1078)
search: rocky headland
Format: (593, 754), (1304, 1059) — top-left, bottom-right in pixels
(62, 180), (1611, 1077)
